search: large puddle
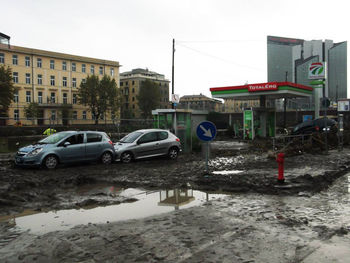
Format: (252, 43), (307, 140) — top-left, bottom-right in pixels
(0, 186), (228, 235)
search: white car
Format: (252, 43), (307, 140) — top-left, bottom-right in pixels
(114, 129), (181, 163)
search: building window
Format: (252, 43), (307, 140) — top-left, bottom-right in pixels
(50, 75), (55, 86)
(12, 55), (18, 65)
(38, 91), (42, 104)
(50, 60), (55, 69)
(132, 80), (135, 85)
(13, 72), (18, 83)
(50, 92), (56, 103)
(26, 91), (31, 103)
(25, 56), (30, 67)
(110, 68), (114, 76)
(72, 62), (76, 72)
(14, 109), (19, 121)
(37, 58), (42, 68)
(132, 97), (135, 101)
(14, 91), (18, 103)
(82, 64), (86, 73)
(120, 82), (123, 86)
(25, 73), (31, 84)
(0, 53), (4, 64)
(81, 78), (86, 84)
(63, 93), (67, 104)
(51, 110), (56, 120)
(37, 74), (42, 85)
(99, 66), (103, 75)
(132, 88), (135, 93)
(62, 76), (67, 87)
(72, 78), (76, 88)
(62, 61), (67, 71)
(82, 111), (87, 120)
(73, 111), (77, 120)
(90, 65), (95, 74)
(72, 94), (77, 104)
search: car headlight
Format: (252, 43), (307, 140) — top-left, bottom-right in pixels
(27, 148), (43, 157)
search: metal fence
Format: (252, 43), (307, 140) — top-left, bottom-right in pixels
(0, 117), (156, 137)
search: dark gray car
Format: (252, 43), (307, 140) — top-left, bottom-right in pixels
(15, 131), (115, 169)
(114, 129), (181, 163)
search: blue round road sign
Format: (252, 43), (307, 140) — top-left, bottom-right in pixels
(196, 121), (217, 142)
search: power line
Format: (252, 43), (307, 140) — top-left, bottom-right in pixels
(177, 39), (265, 44)
(176, 42), (265, 72)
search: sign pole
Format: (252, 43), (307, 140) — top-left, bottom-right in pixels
(196, 121), (217, 174)
(205, 142), (209, 173)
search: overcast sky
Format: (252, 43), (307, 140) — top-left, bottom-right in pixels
(1, 0), (349, 97)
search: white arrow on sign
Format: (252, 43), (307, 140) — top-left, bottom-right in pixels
(200, 125), (212, 138)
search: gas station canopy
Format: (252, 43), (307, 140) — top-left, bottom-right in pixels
(210, 82), (313, 100)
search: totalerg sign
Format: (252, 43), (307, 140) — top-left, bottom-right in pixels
(248, 83), (278, 92)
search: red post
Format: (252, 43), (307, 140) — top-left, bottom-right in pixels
(276, 152), (285, 183)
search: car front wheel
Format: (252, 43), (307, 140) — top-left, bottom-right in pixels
(120, 152), (133, 163)
(168, 147), (179, 160)
(101, 152), (113, 165)
(43, 155), (58, 169)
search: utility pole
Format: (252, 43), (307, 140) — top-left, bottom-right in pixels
(171, 38), (175, 109)
(283, 71), (288, 128)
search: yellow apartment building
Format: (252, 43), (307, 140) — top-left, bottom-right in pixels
(0, 43), (120, 126)
(120, 68), (170, 118)
(179, 94), (223, 112)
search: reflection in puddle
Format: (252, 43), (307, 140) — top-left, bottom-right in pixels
(1, 188), (227, 235)
(212, 170), (243, 175)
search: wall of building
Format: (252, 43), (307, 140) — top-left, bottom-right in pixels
(0, 44), (119, 126)
(328, 42), (347, 100)
(120, 75), (170, 118)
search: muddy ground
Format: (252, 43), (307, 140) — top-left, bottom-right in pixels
(1, 141), (350, 262)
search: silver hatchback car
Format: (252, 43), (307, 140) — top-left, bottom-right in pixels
(15, 131), (115, 169)
(114, 129), (181, 163)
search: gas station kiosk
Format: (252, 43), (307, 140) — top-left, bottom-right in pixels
(210, 82), (313, 139)
(152, 109), (192, 152)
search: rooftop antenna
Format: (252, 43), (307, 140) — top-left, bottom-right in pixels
(0, 32), (11, 48)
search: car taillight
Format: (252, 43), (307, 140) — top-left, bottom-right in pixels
(108, 140), (113, 145)
(176, 138), (180, 142)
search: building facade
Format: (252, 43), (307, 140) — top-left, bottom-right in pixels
(0, 43), (120, 125)
(120, 68), (170, 118)
(267, 36), (347, 110)
(178, 94), (223, 112)
(222, 98), (260, 113)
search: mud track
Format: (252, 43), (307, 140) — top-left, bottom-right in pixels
(1, 146), (350, 216)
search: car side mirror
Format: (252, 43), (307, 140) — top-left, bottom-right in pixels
(64, 141), (71, 147)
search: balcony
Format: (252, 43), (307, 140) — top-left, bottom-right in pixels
(37, 97), (73, 108)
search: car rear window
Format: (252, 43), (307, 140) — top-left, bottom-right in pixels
(87, 133), (102, 143)
(158, 131), (168, 140)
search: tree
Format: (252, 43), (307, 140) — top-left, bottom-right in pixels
(78, 75), (121, 124)
(0, 65), (16, 113)
(24, 102), (40, 124)
(137, 79), (161, 118)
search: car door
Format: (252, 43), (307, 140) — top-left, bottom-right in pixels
(85, 133), (104, 160)
(133, 131), (159, 158)
(157, 131), (170, 155)
(56, 133), (85, 163)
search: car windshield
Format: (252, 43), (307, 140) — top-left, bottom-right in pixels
(120, 131), (143, 143)
(293, 120), (313, 132)
(39, 132), (72, 144)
